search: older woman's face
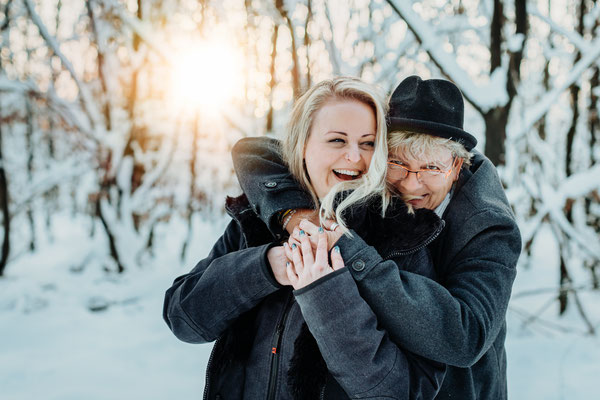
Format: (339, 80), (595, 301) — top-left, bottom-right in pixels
(304, 99), (377, 199)
(387, 146), (462, 210)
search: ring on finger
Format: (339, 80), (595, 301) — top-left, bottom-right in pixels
(330, 222), (339, 231)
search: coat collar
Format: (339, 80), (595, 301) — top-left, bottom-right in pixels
(225, 194), (274, 248)
(342, 196), (444, 258)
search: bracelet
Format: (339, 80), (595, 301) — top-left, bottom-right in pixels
(282, 209), (297, 231)
(280, 209), (293, 222)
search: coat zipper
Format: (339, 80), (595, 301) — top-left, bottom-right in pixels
(266, 292), (294, 400)
(203, 337), (220, 400)
(384, 219), (445, 260)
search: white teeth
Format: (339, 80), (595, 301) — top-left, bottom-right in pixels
(333, 169), (360, 176)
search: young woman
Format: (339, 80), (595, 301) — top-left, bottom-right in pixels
(163, 77), (445, 400)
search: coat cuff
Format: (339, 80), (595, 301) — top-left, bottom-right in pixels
(260, 242), (286, 289)
(333, 230), (384, 280)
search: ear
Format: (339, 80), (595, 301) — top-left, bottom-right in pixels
(453, 158), (464, 182)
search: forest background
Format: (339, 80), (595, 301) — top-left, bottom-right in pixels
(1, 0), (600, 399)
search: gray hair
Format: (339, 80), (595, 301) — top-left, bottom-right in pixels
(281, 77), (390, 231)
(388, 131), (473, 168)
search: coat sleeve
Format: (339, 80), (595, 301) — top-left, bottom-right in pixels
(335, 210), (520, 368)
(231, 137), (314, 233)
(163, 220), (282, 344)
(294, 269), (445, 400)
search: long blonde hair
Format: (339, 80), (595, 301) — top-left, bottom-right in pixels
(280, 77), (390, 231)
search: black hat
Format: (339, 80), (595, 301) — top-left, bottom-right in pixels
(387, 76), (477, 151)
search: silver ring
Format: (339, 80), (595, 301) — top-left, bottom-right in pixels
(330, 222), (339, 231)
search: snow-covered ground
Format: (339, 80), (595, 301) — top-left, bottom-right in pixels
(1, 214), (599, 400)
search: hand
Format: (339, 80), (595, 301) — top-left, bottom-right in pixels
(284, 209), (319, 234)
(286, 230), (345, 290)
(267, 245), (292, 286)
(291, 219), (344, 251)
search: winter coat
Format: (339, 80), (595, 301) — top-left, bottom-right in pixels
(231, 137), (522, 400)
(163, 194), (447, 400)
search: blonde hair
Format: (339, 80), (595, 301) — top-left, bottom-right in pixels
(281, 77), (390, 231)
(388, 131), (473, 168)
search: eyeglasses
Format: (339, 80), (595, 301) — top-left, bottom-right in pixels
(387, 158), (456, 183)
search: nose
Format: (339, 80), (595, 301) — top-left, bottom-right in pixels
(398, 171), (422, 191)
(345, 145), (361, 163)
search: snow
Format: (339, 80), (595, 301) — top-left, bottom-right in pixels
(0, 212), (223, 400)
(2, 213), (599, 399)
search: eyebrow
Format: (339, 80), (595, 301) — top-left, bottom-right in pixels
(326, 131), (375, 137)
(389, 157), (451, 168)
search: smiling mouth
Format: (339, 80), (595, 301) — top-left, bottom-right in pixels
(333, 169), (361, 181)
(403, 194), (426, 203)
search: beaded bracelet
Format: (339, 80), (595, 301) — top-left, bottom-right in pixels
(282, 209), (297, 231)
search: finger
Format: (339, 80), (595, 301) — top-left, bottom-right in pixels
(299, 232), (314, 267)
(286, 261), (298, 287)
(330, 246), (345, 270)
(315, 231), (328, 270)
(326, 229), (343, 251)
(324, 219), (339, 231)
(283, 242), (293, 261)
(291, 242), (304, 275)
(298, 219), (320, 236)
(291, 226), (298, 240)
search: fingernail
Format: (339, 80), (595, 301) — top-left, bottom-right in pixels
(292, 243), (297, 249)
(318, 227), (324, 233)
(299, 230), (305, 236)
(334, 246), (340, 253)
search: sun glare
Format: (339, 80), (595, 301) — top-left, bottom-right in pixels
(170, 39), (242, 115)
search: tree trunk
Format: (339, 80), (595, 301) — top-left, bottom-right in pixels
(181, 114), (200, 261)
(483, 108), (509, 165)
(304, 0), (312, 88)
(25, 97), (36, 251)
(276, 0), (301, 99)
(0, 97), (10, 276)
(566, 0), (585, 178)
(266, 24), (279, 132)
(87, 0), (111, 130)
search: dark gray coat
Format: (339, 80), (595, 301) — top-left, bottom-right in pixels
(232, 137), (522, 400)
(163, 194), (446, 400)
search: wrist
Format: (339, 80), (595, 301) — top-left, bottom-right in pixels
(281, 209), (297, 231)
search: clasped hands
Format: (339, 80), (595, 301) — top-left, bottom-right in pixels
(267, 216), (345, 290)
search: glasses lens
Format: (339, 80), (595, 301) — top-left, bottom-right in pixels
(419, 169), (446, 183)
(388, 163), (408, 179)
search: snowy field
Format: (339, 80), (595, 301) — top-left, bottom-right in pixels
(1, 213), (599, 400)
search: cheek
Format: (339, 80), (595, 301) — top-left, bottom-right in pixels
(364, 152), (374, 168)
(305, 156), (327, 180)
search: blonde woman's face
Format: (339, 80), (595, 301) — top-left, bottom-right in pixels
(303, 99), (377, 199)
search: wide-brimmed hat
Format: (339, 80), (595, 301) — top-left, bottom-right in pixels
(387, 76), (477, 151)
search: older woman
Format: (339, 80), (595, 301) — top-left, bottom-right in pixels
(163, 77), (446, 400)
(232, 76), (521, 400)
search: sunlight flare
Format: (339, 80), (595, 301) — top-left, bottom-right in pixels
(169, 38), (243, 114)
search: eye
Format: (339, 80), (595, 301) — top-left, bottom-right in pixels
(328, 138), (345, 144)
(424, 165), (441, 171)
(361, 141), (375, 148)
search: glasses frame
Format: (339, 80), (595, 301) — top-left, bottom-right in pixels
(387, 157), (456, 183)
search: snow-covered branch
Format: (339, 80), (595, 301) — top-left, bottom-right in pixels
(23, 0), (101, 130)
(515, 36), (600, 140)
(385, 0), (509, 113)
(98, 0), (172, 63)
(0, 77), (97, 142)
(529, 6), (591, 54)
